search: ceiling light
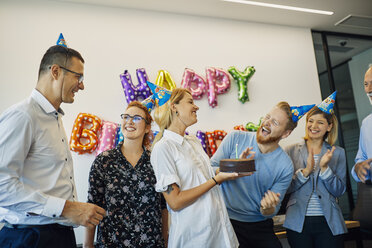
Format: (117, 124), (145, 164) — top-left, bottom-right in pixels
(222, 0), (334, 15)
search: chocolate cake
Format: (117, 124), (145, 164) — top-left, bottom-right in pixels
(219, 159), (255, 174)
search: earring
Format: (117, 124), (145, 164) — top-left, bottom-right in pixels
(176, 111), (179, 116)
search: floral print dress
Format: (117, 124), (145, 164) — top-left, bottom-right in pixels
(88, 143), (166, 248)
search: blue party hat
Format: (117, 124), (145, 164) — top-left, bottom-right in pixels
(56, 33), (68, 47)
(147, 81), (172, 107)
(141, 95), (156, 112)
(317, 91), (337, 114)
(290, 104), (316, 123)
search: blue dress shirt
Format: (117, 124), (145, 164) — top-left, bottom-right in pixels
(352, 113), (372, 182)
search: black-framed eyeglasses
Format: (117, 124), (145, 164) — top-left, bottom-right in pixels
(59, 66), (84, 83)
(120, 114), (148, 124)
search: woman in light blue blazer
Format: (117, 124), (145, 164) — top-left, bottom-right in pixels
(284, 106), (347, 248)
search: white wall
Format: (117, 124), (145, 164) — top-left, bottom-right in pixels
(0, 0), (321, 244)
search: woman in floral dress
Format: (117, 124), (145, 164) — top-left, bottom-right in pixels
(84, 101), (168, 248)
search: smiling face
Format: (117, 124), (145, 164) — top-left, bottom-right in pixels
(305, 113), (332, 141)
(61, 57), (85, 104)
(173, 92), (199, 127)
(365, 67), (372, 104)
(121, 106), (150, 141)
(256, 106), (291, 144)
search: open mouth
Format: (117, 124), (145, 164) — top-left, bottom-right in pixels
(262, 126), (271, 136)
(309, 129), (320, 134)
(125, 126), (136, 131)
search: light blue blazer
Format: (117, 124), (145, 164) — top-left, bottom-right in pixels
(283, 141), (347, 235)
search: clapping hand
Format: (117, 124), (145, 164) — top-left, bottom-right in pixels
(302, 148), (315, 177)
(319, 146), (336, 172)
(260, 190), (280, 216)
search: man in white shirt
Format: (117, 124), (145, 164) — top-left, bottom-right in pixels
(0, 45), (106, 248)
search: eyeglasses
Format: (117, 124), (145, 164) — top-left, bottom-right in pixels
(262, 115), (280, 127)
(120, 114), (148, 124)
(59, 66), (84, 83)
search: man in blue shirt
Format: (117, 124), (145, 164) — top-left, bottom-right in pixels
(352, 65), (372, 183)
(0, 45), (106, 247)
(211, 101), (296, 248)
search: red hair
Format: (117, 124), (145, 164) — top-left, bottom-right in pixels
(126, 101), (153, 149)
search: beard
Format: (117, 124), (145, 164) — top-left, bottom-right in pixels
(256, 126), (282, 144)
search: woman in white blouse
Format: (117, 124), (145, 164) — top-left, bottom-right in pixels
(150, 88), (240, 248)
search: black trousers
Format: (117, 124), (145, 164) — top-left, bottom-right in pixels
(0, 224), (77, 248)
(230, 218), (282, 248)
(286, 216), (344, 248)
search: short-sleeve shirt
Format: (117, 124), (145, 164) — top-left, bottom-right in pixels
(88, 144), (165, 248)
(151, 130), (238, 248)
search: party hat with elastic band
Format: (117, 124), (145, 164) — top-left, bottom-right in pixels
(290, 104), (316, 123)
(56, 33), (68, 47)
(317, 91), (337, 114)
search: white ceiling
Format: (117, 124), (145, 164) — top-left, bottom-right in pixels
(53, 0), (372, 36)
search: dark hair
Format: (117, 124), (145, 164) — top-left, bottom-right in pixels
(38, 45), (84, 79)
(126, 101), (153, 149)
(276, 101), (298, 131)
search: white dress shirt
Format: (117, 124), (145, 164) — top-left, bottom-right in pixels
(0, 89), (77, 225)
(151, 130), (238, 248)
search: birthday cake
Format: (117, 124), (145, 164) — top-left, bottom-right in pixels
(219, 159), (256, 174)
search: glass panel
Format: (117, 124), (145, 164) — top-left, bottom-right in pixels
(326, 35), (372, 213)
(312, 32), (332, 98)
(312, 31), (372, 218)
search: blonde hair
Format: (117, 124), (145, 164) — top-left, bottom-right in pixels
(151, 88), (192, 149)
(304, 106), (338, 146)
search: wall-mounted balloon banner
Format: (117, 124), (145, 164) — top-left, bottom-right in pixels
(181, 68), (206, 100)
(69, 113), (170, 156)
(69, 115), (259, 157)
(234, 125), (246, 131)
(155, 70), (177, 90)
(196, 130), (211, 157)
(69, 113), (120, 156)
(121, 66), (255, 108)
(227, 66), (256, 103)
(70, 113), (102, 155)
(205, 67), (231, 108)
(206, 130), (227, 155)
(245, 118), (262, 132)
(96, 121), (118, 156)
(120, 68), (152, 104)
(181, 67), (231, 108)
(233, 118), (262, 132)
(115, 126), (124, 147)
